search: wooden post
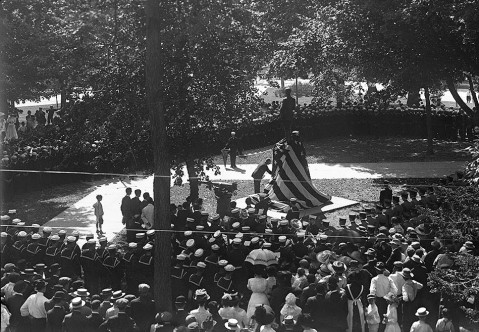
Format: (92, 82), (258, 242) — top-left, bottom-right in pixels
(145, 0), (172, 312)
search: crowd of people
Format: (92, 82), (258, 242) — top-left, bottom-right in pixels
(1, 180), (478, 332)
(1, 106), (58, 142)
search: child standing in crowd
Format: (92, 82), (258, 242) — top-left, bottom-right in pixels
(383, 294), (401, 332)
(93, 194), (104, 234)
(365, 294), (380, 332)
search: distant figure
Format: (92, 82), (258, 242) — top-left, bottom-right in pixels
(5, 114), (18, 141)
(224, 132), (242, 168)
(466, 91), (471, 104)
(18, 121), (27, 135)
(251, 158), (272, 193)
(280, 88), (296, 141)
(26, 110), (35, 131)
(379, 181), (392, 207)
(93, 195), (104, 234)
(47, 106), (56, 125)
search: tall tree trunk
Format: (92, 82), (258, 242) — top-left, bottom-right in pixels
(466, 74), (479, 110)
(145, 0), (172, 312)
(60, 80), (67, 110)
(280, 77), (284, 89)
(186, 159), (199, 201)
(424, 87), (434, 155)
(446, 78), (473, 116)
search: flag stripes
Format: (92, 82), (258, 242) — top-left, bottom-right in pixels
(268, 139), (332, 210)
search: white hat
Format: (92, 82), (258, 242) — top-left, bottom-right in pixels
(186, 239), (195, 247)
(251, 237), (259, 244)
(211, 244), (220, 251)
(128, 242), (137, 248)
(235, 232), (243, 239)
(297, 232), (305, 238)
(136, 233), (145, 239)
(186, 217), (195, 223)
(232, 222), (240, 229)
(196, 225), (204, 230)
(225, 264), (235, 272)
(146, 230), (155, 236)
(72, 230), (79, 236)
(58, 230), (67, 235)
(263, 242), (272, 248)
(50, 235), (60, 241)
(87, 239), (97, 244)
(233, 238), (241, 245)
(66, 236), (76, 243)
(31, 233), (41, 240)
(194, 249), (204, 257)
(42, 227), (52, 233)
(197, 262), (206, 268)
(279, 220), (288, 226)
(176, 254), (186, 261)
(17, 222), (25, 226)
(279, 236), (287, 242)
(143, 243), (153, 250)
(8, 210), (16, 214)
(184, 230), (193, 236)
(99, 237), (107, 242)
(107, 244), (117, 250)
(0, 215), (10, 221)
(18, 231), (27, 237)
(31, 224), (40, 228)
(218, 260), (228, 266)
(1, 232), (7, 238)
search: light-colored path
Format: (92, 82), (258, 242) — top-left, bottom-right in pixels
(43, 161), (465, 245)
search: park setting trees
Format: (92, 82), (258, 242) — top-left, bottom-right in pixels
(1, 0), (479, 326)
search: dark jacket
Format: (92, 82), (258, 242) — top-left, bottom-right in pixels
(99, 312), (136, 332)
(62, 310), (90, 332)
(129, 297), (155, 332)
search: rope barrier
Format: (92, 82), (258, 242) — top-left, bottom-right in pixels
(0, 223), (465, 242)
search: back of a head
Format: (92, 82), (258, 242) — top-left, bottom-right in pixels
(91, 300), (101, 311)
(297, 268), (305, 277)
(306, 274), (316, 284)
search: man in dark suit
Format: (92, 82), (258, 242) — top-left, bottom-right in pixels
(62, 298), (90, 332)
(129, 284), (156, 332)
(224, 132), (241, 168)
(279, 88), (296, 141)
(251, 158), (272, 193)
(379, 180), (392, 207)
(99, 299), (137, 332)
(121, 188), (134, 241)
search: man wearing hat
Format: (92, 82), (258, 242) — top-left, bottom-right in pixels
(103, 244), (124, 290)
(59, 236), (81, 279)
(369, 261), (397, 328)
(45, 291), (68, 332)
(188, 262), (207, 301)
(43, 234), (61, 270)
(20, 280), (48, 330)
(138, 244), (154, 286)
(11, 230), (28, 263)
(401, 268), (424, 331)
(130, 284), (156, 332)
(24, 233), (44, 266)
(410, 308), (433, 332)
(100, 298), (137, 332)
(62, 297), (90, 330)
(171, 254), (188, 301)
(224, 131), (242, 168)
(123, 242), (141, 295)
(172, 295), (188, 327)
(80, 239), (100, 294)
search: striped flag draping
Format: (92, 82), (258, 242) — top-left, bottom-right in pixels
(265, 138), (332, 210)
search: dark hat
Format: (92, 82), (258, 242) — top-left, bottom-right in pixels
(53, 291), (65, 300)
(375, 261), (385, 272)
(175, 295), (186, 304)
(401, 268), (414, 279)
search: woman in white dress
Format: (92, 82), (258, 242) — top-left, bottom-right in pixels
(5, 115), (18, 141)
(247, 266), (271, 321)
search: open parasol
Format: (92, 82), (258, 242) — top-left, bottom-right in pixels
(245, 248), (277, 266)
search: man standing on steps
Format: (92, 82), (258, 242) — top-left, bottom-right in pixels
(280, 88), (296, 141)
(251, 158), (272, 193)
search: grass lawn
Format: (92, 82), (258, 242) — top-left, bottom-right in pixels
(1, 181), (96, 226)
(210, 137), (471, 165)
